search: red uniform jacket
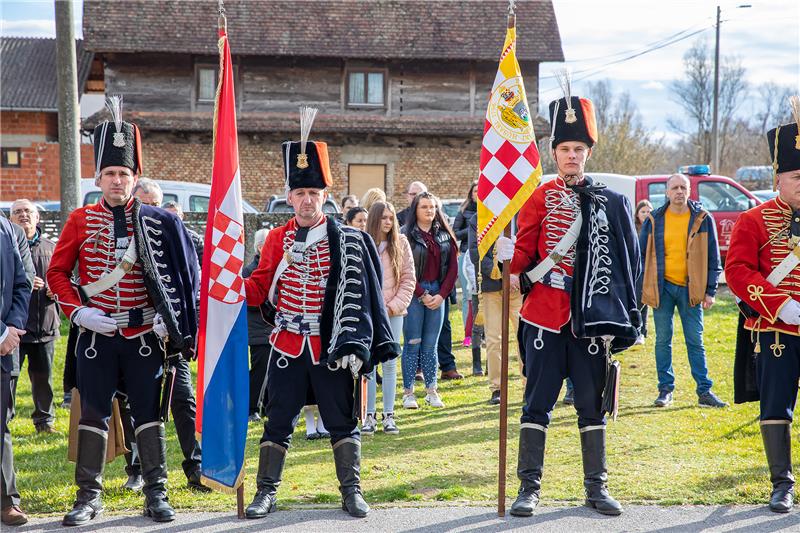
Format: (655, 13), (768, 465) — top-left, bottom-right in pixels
(510, 177), (579, 332)
(244, 216), (329, 362)
(726, 196), (798, 336)
(47, 199), (152, 338)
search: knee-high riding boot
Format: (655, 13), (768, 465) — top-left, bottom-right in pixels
(137, 423), (175, 522)
(761, 422), (795, 513)
(62, 427), (107, 526)
(333, 438), (370, 518)
(245, 441), (286, 519)
(510, 425), (545, 517)
(580, 427), (623, 516)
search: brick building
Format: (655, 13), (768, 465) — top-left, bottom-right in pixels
(0, 37), (96, 201)
(82, 0), (563, 209)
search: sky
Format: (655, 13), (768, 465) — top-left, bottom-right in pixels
(2, 0), (799, 145)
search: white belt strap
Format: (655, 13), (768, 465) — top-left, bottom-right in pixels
(80, 240), (138, 299)
(268, 221), (328, 304)
(525, 212), (582, 285)
(766, 245), (800, 287)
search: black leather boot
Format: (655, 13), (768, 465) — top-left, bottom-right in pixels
(581, 427), (623, 516)
(761, 422), (795, 513)
(62, 428), (107, 526)
(332, 438), (370, 518)
(137, 423), (175, 522)
(245, 441), (286, 518)
(472, 347), (484, 376)
(510, 425), (545, 517)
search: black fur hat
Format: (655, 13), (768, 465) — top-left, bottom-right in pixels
(92, 95), (142, 176)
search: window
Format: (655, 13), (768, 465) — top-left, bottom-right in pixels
(347, 71), (385, 106)
(196, 67), (217, 102)
(698, 182), (751, 212)
(162, 193), (178, 206)
(84, 191), (101, 205)
(348, 164), (386, 200)
(648, 182), (666, 208)
(1, 148), (20, 168)
(189, 195), (210, 212)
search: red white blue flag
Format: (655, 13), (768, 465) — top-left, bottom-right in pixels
(195, 23), (248, 493)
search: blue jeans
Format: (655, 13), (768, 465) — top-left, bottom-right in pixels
(402, 280), (446, 390)
(367, 315), (402, 414)
(652, 281), (712, 395)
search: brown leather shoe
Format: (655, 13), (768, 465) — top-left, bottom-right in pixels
(441, 370), (463, 380)
(1, 505), (29, 526)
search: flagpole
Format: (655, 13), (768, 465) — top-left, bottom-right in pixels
(497, 2), (516, 519)
(216, 0), (245, 520)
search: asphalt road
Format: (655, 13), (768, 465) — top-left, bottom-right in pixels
(16, 505), (800, 532)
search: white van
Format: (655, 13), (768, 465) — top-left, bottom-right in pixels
(540, 173), (636, 213)
(80, 178), (259, 213)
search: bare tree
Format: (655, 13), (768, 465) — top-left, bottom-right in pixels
(669, 39), (749, 171)
(754, 83), (795, 133)
(537, 80), (671, 176)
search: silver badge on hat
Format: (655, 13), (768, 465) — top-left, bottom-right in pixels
(113, 131), (126, 147)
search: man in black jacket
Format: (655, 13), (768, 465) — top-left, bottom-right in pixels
(10, 200), (60, 433)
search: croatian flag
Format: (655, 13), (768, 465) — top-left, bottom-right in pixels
(195, 23), (249, 493)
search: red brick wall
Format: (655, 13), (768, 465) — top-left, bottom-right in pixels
(1, 110), (95, 201)
(0, 143), (94, 202)
(1, 111), (58, 137)
(140, 141), (479, 210)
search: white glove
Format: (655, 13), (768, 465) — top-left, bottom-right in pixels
(73, 307), (117, 335)
(778, 299), (800, 325)
(336, 354), (363, 378)
(153, 313), (169, 339)
(495, 235), (516, 262)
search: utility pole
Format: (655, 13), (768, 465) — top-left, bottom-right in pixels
(711, 4), (721, 172)
(55, 0), (81, 225)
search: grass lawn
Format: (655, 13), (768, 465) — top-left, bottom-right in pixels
(10, 289), (779, 515)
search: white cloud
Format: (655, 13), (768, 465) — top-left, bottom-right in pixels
(0, 19), (55, 36)
(641, 81), (665, 90)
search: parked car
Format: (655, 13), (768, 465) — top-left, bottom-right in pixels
(80, 178), (260, 213)
(634, 165), (759, 261)
(752, 189), (778, 203)
(541, 173), (636, 213)
(735, 166), (773, 183)
(264, 195), (340, 214)
(541, 166), (758, 262)
(438, 199), (462, 227)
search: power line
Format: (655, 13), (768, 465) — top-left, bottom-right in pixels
(539, 24), (714, 94)
(562, 18), (715, 64)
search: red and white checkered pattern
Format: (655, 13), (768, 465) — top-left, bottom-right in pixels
(208, 210), (246, 304)
(477, 122), (539, 216)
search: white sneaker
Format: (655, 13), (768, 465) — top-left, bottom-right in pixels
(403, 394), (419, 409)
(382, 413), (399, 435)
(425, 391), (445, 408)
(634, 335), (645, 346)
(361, 413), (377, 435)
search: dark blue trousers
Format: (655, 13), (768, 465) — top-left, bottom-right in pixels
(262, 347), (358, 449)
(756, 331), (800, 421)
(75, 330), (163, 432)
(520, 324), (607, 428)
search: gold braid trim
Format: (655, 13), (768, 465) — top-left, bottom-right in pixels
(770, 331), (785, 357)
(747, 284), (791, 323)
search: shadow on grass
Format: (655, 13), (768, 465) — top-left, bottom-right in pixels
(696, 466), (769, 494)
